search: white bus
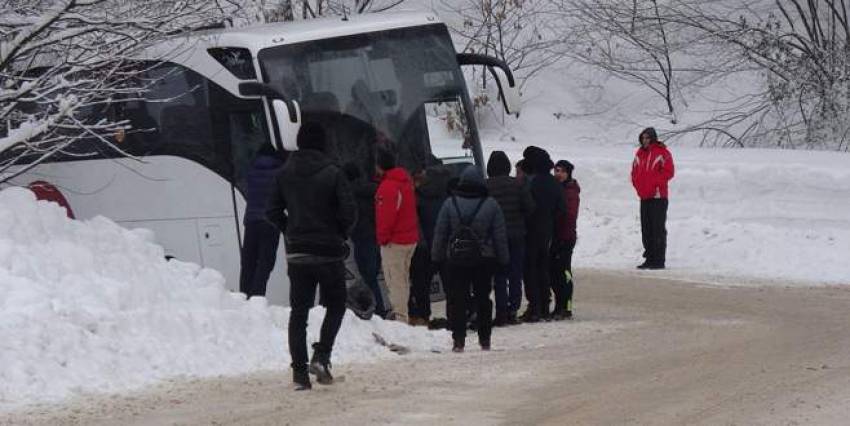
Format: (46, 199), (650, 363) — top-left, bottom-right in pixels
(1, 12), (520, 305)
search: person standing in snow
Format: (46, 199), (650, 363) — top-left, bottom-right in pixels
(486, 151), (535, 326)
(432, 166), (510, 352)
(266, 123), (357, 391)
(408, 161), (451, 326)
(342, 162), (387, 318)
(239, 144), (284, 298)
(374, 146), (419, 322)
(520, 146), (565, 322)
(551, 160), (580, 320)
(631, 127), (675, 270)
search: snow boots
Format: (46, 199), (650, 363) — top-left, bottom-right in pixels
(292, 367), (312, 391)
(309, 343), (334, 385)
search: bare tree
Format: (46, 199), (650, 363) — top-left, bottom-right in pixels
(0, 0), (233, 182)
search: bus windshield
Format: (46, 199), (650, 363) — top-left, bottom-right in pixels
(258, 23), (477, 175)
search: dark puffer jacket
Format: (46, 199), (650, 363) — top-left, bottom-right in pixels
(416, 164), (452, 246)
(351, 179), (378, 241)
(243, 153), (284, 224)
(431, 166), (510, 266)
(266, 149), (357, 259)
(486, 151), (535, 240)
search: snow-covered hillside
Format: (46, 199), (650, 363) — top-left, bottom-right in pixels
(0, 187), (446, 408)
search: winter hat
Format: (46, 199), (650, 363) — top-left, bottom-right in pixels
(523, 146), (554, 174)
(555, 160), (574, 175)
(487, 151), (511, 177)
(459, 165), (485, 187)
(376, 146), (396, 171)
(516, 159), (530, 174)
(297, 122), (326, 151)
(639, 127), (659, 144)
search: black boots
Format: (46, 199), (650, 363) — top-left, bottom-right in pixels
(309, 343), (334, 385)
(292, 367), (311, 391)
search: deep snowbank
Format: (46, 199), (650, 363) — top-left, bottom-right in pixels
(483, 139), (850, 286)
(0, 187), (446, 408)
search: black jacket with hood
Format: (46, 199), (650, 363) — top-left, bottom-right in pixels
(485, 151), (535, 240)
(522, 146), (565, 241)
(431, 166), (510, 266)
(266, 149), (357, 260)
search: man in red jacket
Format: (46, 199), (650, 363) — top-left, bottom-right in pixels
(375, 147), (419, 321)
(631, 127), (675, 269)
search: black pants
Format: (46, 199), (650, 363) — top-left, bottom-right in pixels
(524, 235), (552, 317)
(640, 198), (668, 266)
(352, 233), (385, 315)
(287, 261), (347, 371)
(550, 239), (575, 312)
(446, 262), (494, 345)
(409, 242), (434, 319)
(239, 220), (280, 297)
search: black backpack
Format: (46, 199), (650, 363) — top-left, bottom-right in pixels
(447, 196), (486, 266)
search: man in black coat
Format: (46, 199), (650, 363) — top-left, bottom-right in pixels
(486, 151), (535, 325)
(266, 122), (357, 391)
(520, 146), (565, 322)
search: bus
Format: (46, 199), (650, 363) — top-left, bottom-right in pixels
(1, 12), (520, 306)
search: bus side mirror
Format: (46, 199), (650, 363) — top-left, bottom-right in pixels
(487, 66), (521, 117)
(272, 99), (300, 151)
(456, 53), (521, 117)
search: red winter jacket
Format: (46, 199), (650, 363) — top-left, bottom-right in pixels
(375, 167), (419, 245)
(631, 142), (675, 200)
(556, 179), (581, 242)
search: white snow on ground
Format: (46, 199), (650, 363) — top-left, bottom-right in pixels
(481, 125), (850, 287)
(0, 187), (446, 409)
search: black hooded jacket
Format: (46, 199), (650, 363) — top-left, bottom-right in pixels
(486, 151), (535, 240)
(266, 149), (357, 259)
(522, 146), (565, 240)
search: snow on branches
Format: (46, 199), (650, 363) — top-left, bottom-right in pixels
(0, 0), (231, 182)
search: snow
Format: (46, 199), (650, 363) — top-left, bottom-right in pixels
(0, 187), (446, 409)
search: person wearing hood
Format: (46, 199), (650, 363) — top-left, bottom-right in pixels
(375, 146), (419, 322)
(486, 151), (535, 326)
(432, 166), (509, 352)
(266, 122), (357, 391)
(343, 162), (387, 317)
(521, 146), (566, 322)
(631, 127), (675, 269)
(551, 160), (581, 320)
(240, 144), (285, 298)
(408, 161), (452, 326)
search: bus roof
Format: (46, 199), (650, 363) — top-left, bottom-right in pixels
(187, 11), (442, 53)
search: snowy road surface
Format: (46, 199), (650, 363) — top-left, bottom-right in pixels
(4, 269), (850, 425)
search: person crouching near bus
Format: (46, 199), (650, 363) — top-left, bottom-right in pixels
(432, 166), (509, 352)
(374, 147), (419, 322)
(266, 122), (357, 391)
(486, 151), (535, 326)
(551, 160), (580, 320)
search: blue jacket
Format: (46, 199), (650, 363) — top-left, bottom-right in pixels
(244, 154), (284, 224)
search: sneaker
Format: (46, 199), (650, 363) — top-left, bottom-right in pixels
(452, 341), (465, 353)
(493, 312), (509, 327)
(292, 368), (312, 391)
(309, 343), (334, 385)
(637, 262), (651, 269)
(645, 263), (665, 270)
(505, 312), (520, 325)
(564, 310), (573, 320)
(522, 314), (541, 323)
(480, 339), (491, 351)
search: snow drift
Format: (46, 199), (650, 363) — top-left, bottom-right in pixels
(0, 187), (446, 408)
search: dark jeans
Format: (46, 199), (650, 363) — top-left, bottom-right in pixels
(640, 198), (668, 266)
(447, 262), (494, 345)
(287, 261), (347, 371)
(493, 237), (525, 315)
(524, 235), (552, 317)
(352, 234), (386, 316)
(409, 242), (433, 319)
(550, 239), (575, 312)
(239, 220), (280, 297)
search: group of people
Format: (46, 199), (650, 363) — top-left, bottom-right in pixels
(248, 122), (674, 390)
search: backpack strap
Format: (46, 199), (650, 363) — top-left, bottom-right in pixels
(451, 196), (486, 226)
